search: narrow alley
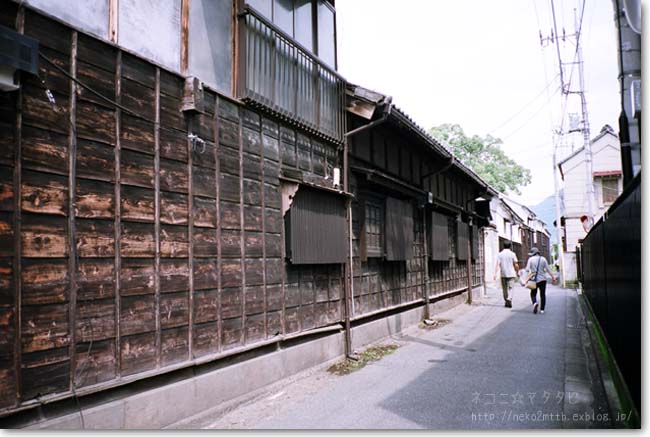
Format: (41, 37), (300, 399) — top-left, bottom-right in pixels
(179, 285), (615, 430)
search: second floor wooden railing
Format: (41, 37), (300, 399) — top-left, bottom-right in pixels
(237, 5), (346, 143)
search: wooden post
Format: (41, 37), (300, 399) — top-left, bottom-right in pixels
(466, 237), (473, 305)
(181, 0), (190, 74)
(68, 30), (78, 390)
(108, 0), (118, 43)
(342, 136), (352, 357)
(13, 5), (25, 406)
(154, 68), (161, 367)
(421, 208), (430, 319)
(213, 99), (223, 352)
(114, 50), (122, 377)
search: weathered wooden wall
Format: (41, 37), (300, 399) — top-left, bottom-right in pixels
(0, 2), (488, 419)
(350, 193), (426, 317)
(348, 122), (485, 319)
(0, 4), (344, 416)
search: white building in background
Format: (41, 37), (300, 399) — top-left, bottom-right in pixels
(483, 194), (551, 291)
(558, 125), (622, 283)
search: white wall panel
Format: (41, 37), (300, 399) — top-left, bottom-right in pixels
(119, 0), (181, 72)
(188, 0), (233, 95)
(25, 0), (109, 39)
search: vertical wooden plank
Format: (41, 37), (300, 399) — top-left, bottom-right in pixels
(187, 133), (194, 360)
(238, 112), (246, 345)
(421, 209), (429, 317)
(154, 68), (161, 367)
(114, 50), (122, 377)
(180, 0), (190, 75)
(214, 101), (222, 352)
(67, 30), (78, 391)
(279, 151), (286, 335)
(108, 0), (118, 43)
(260, 135), (267, 340)
(13, 5), (25, 406)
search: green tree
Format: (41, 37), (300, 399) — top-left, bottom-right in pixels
(428, 123), (531, 194)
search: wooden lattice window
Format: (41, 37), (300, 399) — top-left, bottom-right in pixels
(365, 200), (383, 258)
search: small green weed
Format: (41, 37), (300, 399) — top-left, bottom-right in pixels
(327, 344), (399, 376)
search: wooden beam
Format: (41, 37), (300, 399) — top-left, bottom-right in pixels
(214, 99), (223, 352)
(68, 30), (78, 392)
(13, 5), (25, 406)
(154, 68), (161, 367)
(238, 107), (245, 346)
(260, 124), (268, 339)
(109, 0), (118, 43)
(421, 209), (430, 319)
(181, 0), (190, 74)
(187, 122), (194, 361)
(114, 50), (122, 377)
(466, 237), (473, 305)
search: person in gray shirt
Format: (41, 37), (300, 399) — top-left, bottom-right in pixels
(493, 241), (519, 308)
(524, 247), (556, 314)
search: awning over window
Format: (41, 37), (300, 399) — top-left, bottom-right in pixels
(285, 185), (347, 264)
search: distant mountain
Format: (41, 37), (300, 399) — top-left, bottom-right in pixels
(530, 193), (563, 244)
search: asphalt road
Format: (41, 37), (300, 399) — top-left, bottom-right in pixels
(191, 284), (614, 430)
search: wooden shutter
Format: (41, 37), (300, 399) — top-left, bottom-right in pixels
(471, 225), (479, 260)
(384, 197), (413, 261)
(429, 211), (449, 261)
(456, 221), (469, 261)
(286, 187), (347, 264)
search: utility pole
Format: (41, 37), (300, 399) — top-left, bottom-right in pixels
(574, 7), (595, 223)
(551, 135), (566, 288)
(540, 0), (593, 286)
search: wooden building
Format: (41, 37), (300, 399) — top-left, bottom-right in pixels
(484, 195), (552, 290)
(0, 0), (493, 422)
(345, 85), (494, 320)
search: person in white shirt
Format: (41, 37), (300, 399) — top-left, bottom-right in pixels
(493, 241), (519, 308)
(524, 247), (556, 314)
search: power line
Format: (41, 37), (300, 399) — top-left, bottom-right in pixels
(487, 73), (560, 135)
(498, 85), (561, 141)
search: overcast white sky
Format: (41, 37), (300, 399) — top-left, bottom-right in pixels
(336, 0), (620, 207)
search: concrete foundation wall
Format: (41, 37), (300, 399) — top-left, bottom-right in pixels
(27, 333), (345, 429)
(564, 252), (578, 284)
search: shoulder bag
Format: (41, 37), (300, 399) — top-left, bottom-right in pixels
(525, 257), (541, 290)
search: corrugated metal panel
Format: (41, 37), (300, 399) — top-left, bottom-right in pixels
(385, 197), (413, 261)
(430, 211), (449, 261)
(456, 221), (469, 260)
(286, 186), (347, 264)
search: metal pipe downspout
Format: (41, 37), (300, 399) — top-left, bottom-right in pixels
(341, 109), (390, 358)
